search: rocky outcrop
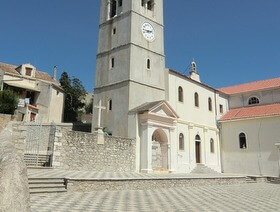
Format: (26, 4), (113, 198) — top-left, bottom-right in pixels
(0, 123), (30, 212)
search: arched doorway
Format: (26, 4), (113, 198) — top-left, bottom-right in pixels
(152, 129), (168, 171)
(195, 135), (201, 164)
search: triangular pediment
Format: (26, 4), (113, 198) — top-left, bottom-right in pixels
(149, 101), (179, 119)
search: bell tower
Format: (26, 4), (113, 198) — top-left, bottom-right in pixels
(93, 0), (166, 137)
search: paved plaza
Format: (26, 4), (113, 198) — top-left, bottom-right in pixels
(31, 183), (280, 212)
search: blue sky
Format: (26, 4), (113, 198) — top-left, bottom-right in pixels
(0, 0), (279, 91)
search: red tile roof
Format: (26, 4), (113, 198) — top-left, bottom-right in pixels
(220, 103), (280, 121)
(219, 77), (280, 95)
(0, 62), (61, 87)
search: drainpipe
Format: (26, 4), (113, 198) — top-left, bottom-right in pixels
(276, 143), (280, 177)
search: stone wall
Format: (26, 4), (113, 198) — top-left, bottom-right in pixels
(52, 127), (136, 172)
(66, 177), (248, 192)
(0, 122), (30, 212)
(0, 114), (13, 132)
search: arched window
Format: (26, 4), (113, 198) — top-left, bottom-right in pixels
(108, 99), (112, 111)
(194, 92), (199, 107)
(239, 133), (247, 149)
(195, 134), (201, 141)
(147, 59), (151, 69)
(210, 139), (214, 153)
(179, 133), (184, 150)
(248, 97), (260, 105)
(178, 86), (183, 102)
(208, 98), (212, 111)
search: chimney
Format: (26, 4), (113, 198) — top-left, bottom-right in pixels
(53, 66), (57, 80)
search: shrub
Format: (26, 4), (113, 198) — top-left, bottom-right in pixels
(0, 90), (19, 114)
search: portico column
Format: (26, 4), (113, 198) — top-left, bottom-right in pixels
(276, 143), (280, 177)
(140, 124), (153, 173)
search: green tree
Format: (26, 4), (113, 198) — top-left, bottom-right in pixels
(85, 98), (93, 114)
(0, 90), (19, 114)
(60, 72), (87, 122)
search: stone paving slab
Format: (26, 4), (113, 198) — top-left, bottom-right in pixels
(30, 183), (280, 211)
(27, 169), (245, 180)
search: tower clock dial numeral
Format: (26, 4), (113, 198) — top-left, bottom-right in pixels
(142, 22), (155, 42)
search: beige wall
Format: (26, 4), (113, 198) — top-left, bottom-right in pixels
(228, 88), (280, 109)
(221, 116), (280, 176)
(48, 86), (64, 123)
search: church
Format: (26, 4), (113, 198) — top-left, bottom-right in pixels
(92, 0), (280, 176)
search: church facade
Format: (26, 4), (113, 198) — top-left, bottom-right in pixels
(93, 0), (280, 176)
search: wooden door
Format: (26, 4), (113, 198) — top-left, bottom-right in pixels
(196, 141), (201, 163)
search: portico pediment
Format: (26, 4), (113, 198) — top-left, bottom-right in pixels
(132, 101), (179, 128)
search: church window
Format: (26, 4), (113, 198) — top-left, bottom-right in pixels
(195, 92), (199, 107)
(108, 99), (113, 111)
(147, 59), (151, 69)
(219, 104), (224, 114)
(248, 97), (259, 105)
(141, 0), (154, 11)
(111, 57), (115, 68)
(208, 97), (212, 111)
(210, 139), (214, 153)
(113, 27), (116, 35)
(110, 0), (117, 18)
(178, 87), (183, 102)
(147, 0), (154, 11)
(118, 0), (122, 7)
(179, 133), (184, 151)
(239, 133), (247, 149)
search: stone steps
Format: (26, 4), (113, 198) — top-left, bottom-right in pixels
(24, 154), (51, 167)
(245, 177), (257, 183)
(28, 178), (67, 194)
(190, 164), (220, 175)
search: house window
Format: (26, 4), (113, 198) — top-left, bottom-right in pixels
(178, 87), (183, 102)
(208, 97), (212, 111)
(26, 68), (32, 76)
(179, 133), (184, 151)
(219, 104), (224, 114)
(194, 92), (199, 107)
(147, 59), (151, 69)
(111, 57), (115, 68)
(108, 99), (113, 111)
(110, 0), (117, 18)
(248, 97), (260, 105)
(118, 0), (122, 7)
(210, 139), (214, 153)
(239, 133), (247, 149)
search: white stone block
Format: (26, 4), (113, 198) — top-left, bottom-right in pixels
(55, 132), (62, 137)
(53, 152), (61, 156)
(52, 162), (61, 166)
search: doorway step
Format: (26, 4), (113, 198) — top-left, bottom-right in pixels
(190, 164), (219, 175)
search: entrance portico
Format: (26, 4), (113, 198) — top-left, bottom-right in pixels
(133, 101), (179, 173)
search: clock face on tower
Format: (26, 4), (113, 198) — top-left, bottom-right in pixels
(141, 22), (155, 42)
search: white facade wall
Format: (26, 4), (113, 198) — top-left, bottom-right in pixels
(221, 116), (280, 177)
(167, 71), (226, 173)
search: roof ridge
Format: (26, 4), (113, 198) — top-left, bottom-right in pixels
(219, 76), (280, 90)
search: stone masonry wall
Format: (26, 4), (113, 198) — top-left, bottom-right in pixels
(0, 122), (30, 212)
(52, 127), (136, 172)
(0, 114), (13, 132)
